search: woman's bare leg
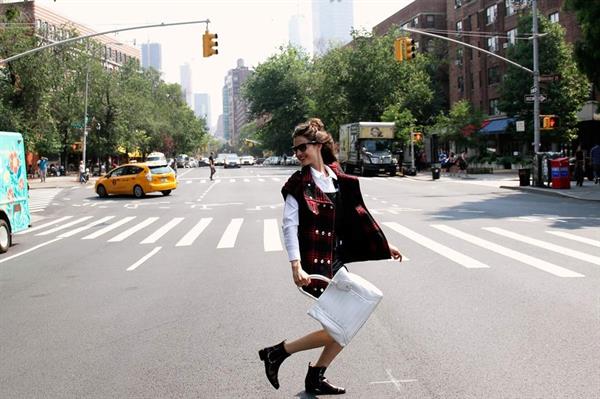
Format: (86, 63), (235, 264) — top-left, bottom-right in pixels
(284, 329), (335, 354)
(314, 341), (343, 367)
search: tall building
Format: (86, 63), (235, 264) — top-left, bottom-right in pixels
(194, 93), (211, 128)
(141, 42), (162, 73)
(179, 63), (193, 108)
(312, 0), (354, 55)
(289, 14), (311, 52)
(222, 59), (252, 145)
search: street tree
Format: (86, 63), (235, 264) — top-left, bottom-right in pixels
(433, 100), (485, 151)
(564, 0), (600, 90)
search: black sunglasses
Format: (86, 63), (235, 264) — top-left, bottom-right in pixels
(290, 141), (318, 153)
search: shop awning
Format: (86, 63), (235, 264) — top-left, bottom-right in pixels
(479, 117), (515, 135)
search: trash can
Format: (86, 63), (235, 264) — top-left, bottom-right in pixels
(518, 168), (530, 186)
(432, 167), (440, 180)
(550, 157), (570, 189)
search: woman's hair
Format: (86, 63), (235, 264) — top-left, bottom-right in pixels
(292, 118), (337, 164)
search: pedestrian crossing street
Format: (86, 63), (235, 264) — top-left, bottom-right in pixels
(28, 188), (63, 213)
(16, 214), (600, 278)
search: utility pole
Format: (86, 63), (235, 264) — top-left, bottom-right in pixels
(532, 0), (541, 154)
(82, 61), (89, 179)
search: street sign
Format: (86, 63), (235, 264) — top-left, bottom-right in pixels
(525, 94), (546, 102)
(539, 74), (560, 82)
(516, 120), (525, 132)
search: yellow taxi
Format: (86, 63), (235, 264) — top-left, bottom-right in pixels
(95, 163), (177, 198)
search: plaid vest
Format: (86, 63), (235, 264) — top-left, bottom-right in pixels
(282, 164), (390, 292)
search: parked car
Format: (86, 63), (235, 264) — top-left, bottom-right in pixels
(176, 154), (189, 168)
(224, 154), (241, 168)
(187, 157), (198, 168)
(197, 156), (208, 167)
(215, 153), (227, 166)
(240, 155), (255, 165)
(95, 163), (177, 198)
(264, 156), (280, 165)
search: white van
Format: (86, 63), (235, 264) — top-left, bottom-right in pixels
(146, 152), (167, 166)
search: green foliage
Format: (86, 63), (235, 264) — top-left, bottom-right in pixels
(433, 100), (484, 148)
(498, 14), (590, 143)
(564, 0), (600, 89)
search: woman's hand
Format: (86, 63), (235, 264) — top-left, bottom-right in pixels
(291, 260), (311, 286)
(389, 244), (403, 262)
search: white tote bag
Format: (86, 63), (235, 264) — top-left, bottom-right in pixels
(298, 268), (383, 347)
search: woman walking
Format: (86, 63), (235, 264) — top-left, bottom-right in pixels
(258, 118), (403, 395)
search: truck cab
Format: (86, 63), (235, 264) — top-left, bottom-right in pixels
(339, 122), (399, 176)
(0, 132), (31, 253)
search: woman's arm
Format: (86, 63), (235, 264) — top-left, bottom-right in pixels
(282, 195), (311, 286)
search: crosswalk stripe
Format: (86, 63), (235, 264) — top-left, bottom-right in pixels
(546, 230), (600, 248)
(16, 216), (73, 235)
(108, 217), (159, 242)
(432, 225), (584, 278)
(175, 218), (212, 247)
(217, 218), (243, 248)
(58, 216), (115, 238)
(264, 219), (283, 252)
(127, 247), (162, 271)
(484, 227), (600, 266)
(244, 178), (250, 182)
(258, 178), (265, 182)
(82, 216), (136, 240)
(140, 217), (184, 244)
(36, 216), (93, 236)
(383, 222), (489, 269)
(230, 179), (236, 183)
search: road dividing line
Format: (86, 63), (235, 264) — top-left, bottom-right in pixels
(217, 218), (244, 248)
(484, 227), (600, 266)
(108, 217), (159, 242)
(176, 218), (212, 247)
(16, 216), (73, 235)
(126, 246), (162, 271)
(36, 216), (93, 236)
(58, 216), (115, 238)
(82, 216), (136, 240)
(140, 217), (184, 244)
(432, 225), (584, 278)
(264, 219), (283, 252)
(0, 238), (63, 264)
(546, 230), (600, 249)
(383, 222), (489, 269)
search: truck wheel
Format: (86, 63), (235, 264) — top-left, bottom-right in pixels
(0, 219), (11, 253)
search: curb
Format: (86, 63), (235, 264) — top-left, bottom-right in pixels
(500, 185), (600, 202)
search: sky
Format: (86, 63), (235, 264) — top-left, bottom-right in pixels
(33, 0), (412, 130)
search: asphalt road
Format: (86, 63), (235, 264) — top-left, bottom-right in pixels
(1, 165), (599, 398)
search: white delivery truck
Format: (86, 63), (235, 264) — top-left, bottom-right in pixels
(338, 122), (398, 176)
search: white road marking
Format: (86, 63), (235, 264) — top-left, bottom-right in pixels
(126, 246), (162, 271)
(244, 178), (250, 182)
(264, 219), (283, 252)
(140, 217), (184, 244)
(217, 218), (244, 249)
(484, 227), (600, 266)
(432, 225), (584, 278)
(36, 216), (93, 236)
(16, 216), (73, 235)
(58, 216), (115, 238)
(383, 222), (489, 269)
(175, 218), (212, 247)
(0, 238), (63, 264)
(81, 216), (136, 240)
(546, 230), (600, 249)
(229, 179), (236, 183)
(108, 217), (159, 242)
(369, 369), (417, 392)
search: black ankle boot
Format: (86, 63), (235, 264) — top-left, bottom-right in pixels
(305, 364), (346, 395)
(258, 341), (290, 389)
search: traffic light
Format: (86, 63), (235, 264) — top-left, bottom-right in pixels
(203, 30), (218, 57)
(394, 38), (403, 61)
(541, 115), (558, 130)
(412, 132), (423, 142)
(404, 37), (416, 60)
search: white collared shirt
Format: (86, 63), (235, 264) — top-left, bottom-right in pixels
(282, 165), (337, 261)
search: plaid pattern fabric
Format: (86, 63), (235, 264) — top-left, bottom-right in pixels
(282, 164), (390, 294)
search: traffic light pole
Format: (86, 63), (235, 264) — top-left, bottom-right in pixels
(532, 0), (541, 154)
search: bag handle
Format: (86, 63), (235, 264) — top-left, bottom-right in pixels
(297, 274), (331, 300)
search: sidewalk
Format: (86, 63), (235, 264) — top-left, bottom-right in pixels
(28, 174), (98, 190)
(403, 169), (600, 202)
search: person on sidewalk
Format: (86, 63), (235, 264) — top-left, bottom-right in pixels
(575, 145), (585, 187)
(591, 144), (600, 184)
(37, 157), (48, 183)
(258, 118), (403, 395)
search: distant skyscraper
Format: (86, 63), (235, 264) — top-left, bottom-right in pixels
(222, 59), (252, 145)
(194, 93), (211, 128)
(312, 0), (354, 55)
(179, 63), (193, 108)
(288, 14), (311, 52)
(141, 42), (162, 72)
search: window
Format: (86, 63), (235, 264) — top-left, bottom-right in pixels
(412, 17), (418, 27)
(488, 67), (501, 85)
(506, 0), (516, 16)
(507, 28), (517, 46)
(401, 23), (409, 30)
(426, 15), (435, 28)
(457, 76), (465, 93)
(455, 0), (463, 8)
(486, 5), (498, 25)
(456, 47), (464, 65)
(456, 20), (463, 34)
(489, 99), (500, 115)
(487, 36), (499, 52)
(549, 12), (559, 23)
